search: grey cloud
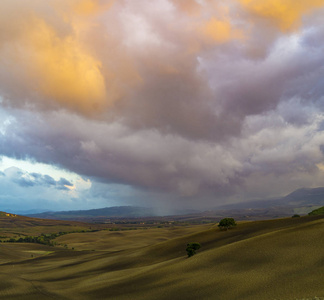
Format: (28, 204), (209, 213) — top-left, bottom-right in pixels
(55, 186), (70, 191)
(1, 104), (324, 208)
(58, 178), (73, 187)
(1, 1), (324, 209)
(43, 175), (57, 186)
(320, 145), (324, 155)
(14, 177), (35, 187)
(31, 172), (42, 179)
(3, 167), (35, 187)
(200, 33), (324, 124)
(56, 178), (73, 191)
(29, 173), (58, 187)
(1, 110), (243, 197)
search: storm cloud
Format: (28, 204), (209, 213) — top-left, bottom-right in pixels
(1, 0), (324, 211)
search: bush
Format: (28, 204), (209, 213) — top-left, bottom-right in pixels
(292, 214), (300, 218)
(186, 242), (201, 257)
(218, 218), (237, 230)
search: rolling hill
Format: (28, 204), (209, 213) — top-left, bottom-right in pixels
(0, 214), (323, 299)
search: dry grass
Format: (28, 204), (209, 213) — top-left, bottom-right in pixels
(0, 215), (323, 299)
(54, 224), (211, 251)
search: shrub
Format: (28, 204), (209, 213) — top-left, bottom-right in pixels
(292, 214), (300, 218)
(186, 242), (201, 257)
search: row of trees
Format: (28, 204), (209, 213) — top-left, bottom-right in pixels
(1, 231), (85, 246)
(2, 234), (56, 246)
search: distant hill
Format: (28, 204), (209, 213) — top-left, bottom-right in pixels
(0, 210), (85, 227)
(0, 210), (95, 239)
(27, 206), (157, 220)
(219, 187), (324, 210)
(283, 187), (324, 205)
(26, 187), (324, 222)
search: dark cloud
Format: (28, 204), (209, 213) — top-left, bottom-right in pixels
(30, 172), (42, 179)
(56, 178), (73, 190)
(58, 178), (73, 187)
(43, 175), (57, 186)
(1, 104), (324, 208)
(14, 177), (35, 187)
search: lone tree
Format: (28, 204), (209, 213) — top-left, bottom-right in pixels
(292, 214), (300, 218)
(218, 218), (237, 230)
(186, 242), (201, 257)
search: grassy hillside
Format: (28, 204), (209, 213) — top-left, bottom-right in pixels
(308, 206), (324, 216)
(0, 215), (323, 299)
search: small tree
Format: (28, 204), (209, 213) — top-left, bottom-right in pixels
(218, 218), (237, 230)
(186, 242), (201, 257)
(292, 214), (300, 218)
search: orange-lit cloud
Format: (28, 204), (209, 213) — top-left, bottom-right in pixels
(25, 17), (107, 113)
(53, 0), (114, 16)
(73, 0), (104, 15)
(0, 0), (123, 115)
(201, 17), (243, 43)
(239, 0), (324, 31)
(170, 0), (202, 16)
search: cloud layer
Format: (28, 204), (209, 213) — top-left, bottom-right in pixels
(1, 0), (324, 211)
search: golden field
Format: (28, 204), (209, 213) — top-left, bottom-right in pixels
(0, 214), (323, 299)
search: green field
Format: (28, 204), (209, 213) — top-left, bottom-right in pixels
(0, 213), (324, 299)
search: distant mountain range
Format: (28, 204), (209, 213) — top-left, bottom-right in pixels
(26, 187), (324, 221)
(219, 187), (324, 209)
(27, 206), (157, 220)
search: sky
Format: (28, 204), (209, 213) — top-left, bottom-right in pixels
(1, 0), (324, 214)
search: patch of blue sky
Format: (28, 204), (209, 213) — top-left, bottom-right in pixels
(0, 155), (80, 183)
